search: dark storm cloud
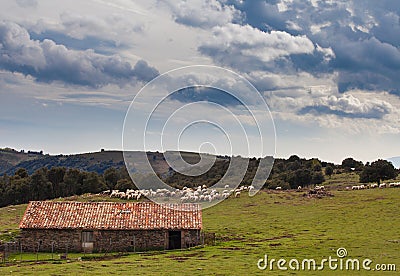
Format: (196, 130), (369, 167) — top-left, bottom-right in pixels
(208, 1), (400, 94)
(169, 86), (242, 107)
(0, 21), (159, 87)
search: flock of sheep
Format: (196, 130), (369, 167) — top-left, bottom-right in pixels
(349, 182), (400, 190)
(102, 184), (254, 202)
(100, 181), (400, 202)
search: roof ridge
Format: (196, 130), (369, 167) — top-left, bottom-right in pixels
(20, 201), (202, 230)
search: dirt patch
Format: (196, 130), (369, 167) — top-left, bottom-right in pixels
(246, 243), (260, 247)
(220, 247), (241, 250)
(303, 189), (334, 199)
(168, 256), (189, 262)
(269, 243), (282, 247)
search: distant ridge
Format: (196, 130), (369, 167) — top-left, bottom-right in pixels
(0, 148), (125, 175)
(387, 156), (400, 169)
(0, 148), (206, 176)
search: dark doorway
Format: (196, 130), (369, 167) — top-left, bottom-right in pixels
(168, 231), (181, 250)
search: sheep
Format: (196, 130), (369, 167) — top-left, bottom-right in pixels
(297, 186), (302, 190)
(352, 185), (360, 190)
(275, 186), (282, 190)
(105, 184), (260, 202)
(224, 184), (230, 189)
(110, 190), (120, 197)
(180, 196), (189, 202)
(379, 183), (386, 188)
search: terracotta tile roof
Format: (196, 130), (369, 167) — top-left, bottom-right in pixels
(19, 201), (202, 230)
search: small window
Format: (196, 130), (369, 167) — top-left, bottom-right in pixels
(130, 240), (134, 246)
(82, 231), (94, 243)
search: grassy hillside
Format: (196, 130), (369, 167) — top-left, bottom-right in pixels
(0, 204), (27, 242)
(1, 188), (399, 275)
(0, 149), (216, 176)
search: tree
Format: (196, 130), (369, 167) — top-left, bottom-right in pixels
(63, 168), (84, 196)
(30, 168), (52, 200)
(311, 172), (325, 185)
(15, 168), (29, 178)
(288, 155), (300, 162)
(115, 178), (134, 191)
(341, 157), (363, 172)
(325, 166), (334, 177)
(360, 159), (397, 184)
(285, 169), (312, 188)
(48, 167), (66, 197)
(103, 167), (120, 190)
(81, 172), (106, 194)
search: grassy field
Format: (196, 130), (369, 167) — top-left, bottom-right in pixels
(0, 188), (399, 275)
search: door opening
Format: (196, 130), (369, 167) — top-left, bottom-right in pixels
(168, 231), (181, 250)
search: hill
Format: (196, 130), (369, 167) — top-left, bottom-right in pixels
(1, 189), (399, 275)
(0, 149), (180, 176)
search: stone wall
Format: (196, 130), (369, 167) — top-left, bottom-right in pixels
(95, 230), (166, 252)
(20, 229), (201, 252)
(20, 229), (80, 252)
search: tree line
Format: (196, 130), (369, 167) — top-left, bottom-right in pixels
(0, 167), (135, 207)
(0, 156), (398, 207)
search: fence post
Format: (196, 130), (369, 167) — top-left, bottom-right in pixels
(36, 242), (40, 262)
(51, 241), (55, 260)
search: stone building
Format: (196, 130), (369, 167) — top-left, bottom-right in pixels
(19, 201), (202, 252)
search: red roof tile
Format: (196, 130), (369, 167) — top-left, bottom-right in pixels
(19, 201), (202, 230)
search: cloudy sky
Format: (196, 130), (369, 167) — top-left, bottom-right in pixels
(1, 0), (399, 164)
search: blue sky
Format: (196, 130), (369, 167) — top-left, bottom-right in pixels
(0, 0), (400, 164)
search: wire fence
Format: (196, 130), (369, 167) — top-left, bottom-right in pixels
(0, 231), (216, 265)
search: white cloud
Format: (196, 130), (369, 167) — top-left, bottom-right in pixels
(199, 23), (315, 71)
(164, 0), (241, 28)
(316, 94), (393, 117)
